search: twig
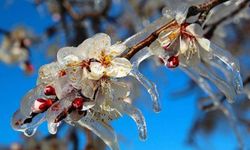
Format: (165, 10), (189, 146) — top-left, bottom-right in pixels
(121, 19), (177, 59)
(186, 0), (230, 18)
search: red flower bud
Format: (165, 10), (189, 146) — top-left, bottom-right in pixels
(72, 98), (84, 110)
(44, 86), (56, 96)
(167, 56), (179, 68)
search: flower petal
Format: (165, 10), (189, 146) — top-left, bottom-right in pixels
(106, 58), (132, 78)
(37, 62), (60, 85)
(86, 33), (111, 59)
(82, 101), (96, 111)
(106, 43), (127, 57)
(110, 80), (130, 99)
(179, 37), (189, 54)
(63, 55), (80, 65)
(80, 78), (98, 98)
(57, 47), (76, 65)
(88, 62), (105, 80)
(186, 24), (204, 37)
(75, 38), (94, 59)
(197, 38), (211, 52)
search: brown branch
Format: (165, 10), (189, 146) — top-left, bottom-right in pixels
(187, 0), (230, 18)
(122, 20), (177, 59)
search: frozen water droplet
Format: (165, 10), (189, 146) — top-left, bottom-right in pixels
(48, 122), (59, 134)
(24, 127), (37, 137)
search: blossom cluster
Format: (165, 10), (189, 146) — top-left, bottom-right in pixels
(12, 33), (147, 150)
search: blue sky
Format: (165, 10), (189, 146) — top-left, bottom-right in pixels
(0, 1), (238, 149)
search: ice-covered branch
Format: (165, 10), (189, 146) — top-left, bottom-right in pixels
(204, 0), (250, 38)
(186, 0), (231, 18)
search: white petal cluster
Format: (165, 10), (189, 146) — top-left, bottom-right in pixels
(12, 33), (145, 150)
(149, 6), (243, 104)
(57, 33), (131, 80)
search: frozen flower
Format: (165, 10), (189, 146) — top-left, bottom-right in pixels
(13, 33), (146, 150)
(149, 7), (243, 103)
(57, 33), (132, 81)
(12, 81), (146, 150)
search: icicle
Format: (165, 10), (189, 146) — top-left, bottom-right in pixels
(129, 68), (160, 112)
(204, 56), (232, 82)
(24, 127), (37, 137)
(209, 42), (243, 94)
(77, 112), (119, 150)
(190, 63), (237, 103)
(112, 100), (147, 140)
(128, 49), (160, 112)
(203, 56), (242, 99)
(180, 66), (220, 107)
(47, 122), (59, 134)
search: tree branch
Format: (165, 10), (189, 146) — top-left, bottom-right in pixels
(186, 0), (230, 18)
(122, 20), (177, 59)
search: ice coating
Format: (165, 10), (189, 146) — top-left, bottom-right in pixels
(11, 110), (46, 137)
(130, 68), (160, 112)
(20, 84), (46, 117)
(77, 112), (119, 150)
(180, 66), (220, 107)
(128, 48), (161, 112)
(192, 63), (237, 103)
(112, 100), (147, 140)
(208, 42), (243, 94)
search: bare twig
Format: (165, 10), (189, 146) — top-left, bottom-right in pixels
(186, 0), (230, 18)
